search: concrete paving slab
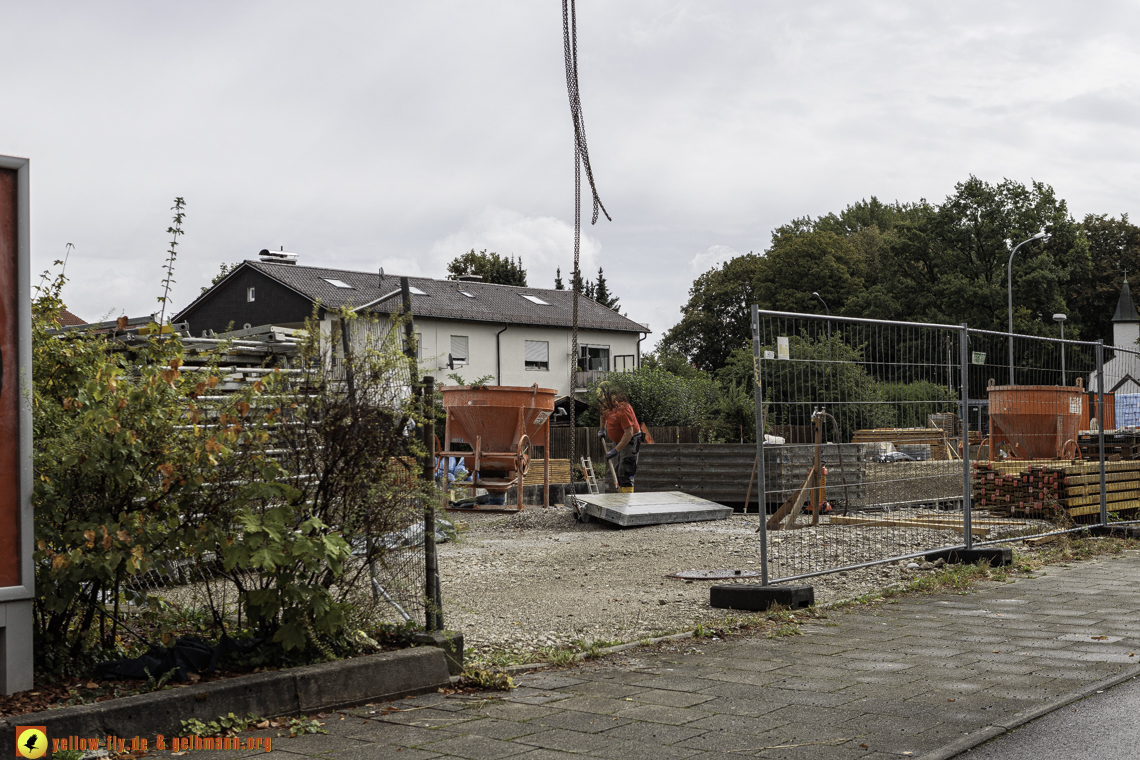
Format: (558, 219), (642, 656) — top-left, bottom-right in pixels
(574, 491), (732, 527)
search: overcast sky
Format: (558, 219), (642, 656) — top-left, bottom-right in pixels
(4, 1), (1140, 342)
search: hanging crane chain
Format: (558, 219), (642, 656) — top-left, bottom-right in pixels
(562, 0), (610, 488)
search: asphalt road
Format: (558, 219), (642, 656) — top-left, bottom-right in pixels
(962, 674), (1140, 760)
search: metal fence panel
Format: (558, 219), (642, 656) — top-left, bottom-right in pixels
(754, 310), (969, 582)
(754, 306), (1140, 586)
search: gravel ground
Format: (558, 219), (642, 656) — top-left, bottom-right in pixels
(437, 506), (1026, 658)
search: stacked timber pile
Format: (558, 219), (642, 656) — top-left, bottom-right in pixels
(972, 460), (1140, 519)
(522, 459), (572, 486)
(853, 428), (952, 460)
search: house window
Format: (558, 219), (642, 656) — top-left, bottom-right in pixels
(450, 335), (468, 365)
(525, 340), (549, 371)
(521, 294), (551, 305)
(404, 331), (422, 359)
(578, 345), (609, 372)
(322, 278), (354, 289)
(614, 355), (635, 372)
(247, 287), (255, 302)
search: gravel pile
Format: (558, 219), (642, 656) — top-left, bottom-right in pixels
(437, 507), (1013, 658)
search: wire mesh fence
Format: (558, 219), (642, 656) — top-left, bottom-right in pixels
(753, 307), (1140, 585)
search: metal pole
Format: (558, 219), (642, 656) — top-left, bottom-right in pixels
(422, 375), (443, 631)
(1006, 249), (1021, 385)
(812, 292), (831, 338)
(959, 325), (973, 550)
(751, 305), (769, 586)
(1007, 234), (1047, 385)
(1096, 342), (1108, 528)
(1060, 322), (1066, 385)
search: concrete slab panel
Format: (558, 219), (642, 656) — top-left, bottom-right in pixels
(573, 491), (732, 526)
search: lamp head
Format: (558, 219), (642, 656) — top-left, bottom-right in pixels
(812, 292), (820, 298)
(1053, 313), (1067, 323)
(1033, 231), (1048, 240)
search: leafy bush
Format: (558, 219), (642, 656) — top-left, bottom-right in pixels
(33, 256), (432, 673)
(585, 366), (720, 429)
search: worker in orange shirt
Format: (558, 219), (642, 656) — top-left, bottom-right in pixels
(598, 382), (643, 493)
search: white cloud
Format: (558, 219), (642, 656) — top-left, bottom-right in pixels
(430, 208), (601, 287)
(690, 245), (739, 275)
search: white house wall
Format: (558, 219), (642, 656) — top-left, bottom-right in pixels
(414, 318), (640, 394)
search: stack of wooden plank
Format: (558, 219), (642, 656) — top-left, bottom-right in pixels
(853, 428), (952, 460)
(522, 458), (573, 486)
(972, 461), (1065, 517)
(972, 460), (1140, 518)
(1077, 432), (1140, 461)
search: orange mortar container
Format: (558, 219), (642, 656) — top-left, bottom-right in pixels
(987, 383), (1084, 460)
(439, 384), (557, 511)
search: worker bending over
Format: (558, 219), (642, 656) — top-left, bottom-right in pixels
(598, 383), (643, 493)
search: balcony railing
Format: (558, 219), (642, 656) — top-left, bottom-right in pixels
(574, 370), (608, 390)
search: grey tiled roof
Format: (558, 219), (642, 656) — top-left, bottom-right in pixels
(232, 261), (650, 333)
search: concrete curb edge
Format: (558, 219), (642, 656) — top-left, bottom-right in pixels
(917, 664), (1140, 760)
(0, 646), (450, 749)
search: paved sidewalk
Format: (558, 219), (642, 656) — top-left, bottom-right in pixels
(162, 552), (1140, 759)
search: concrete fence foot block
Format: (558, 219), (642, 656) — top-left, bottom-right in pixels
(925, 547), (1012, 567)
(710, 584), (814, 612)
(412, 631), (465, 675)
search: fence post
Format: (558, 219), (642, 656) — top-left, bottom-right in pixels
(422, 375), (443, 631)
(751, 305), (769, 586)
(959, 324), (972, 550)
(1096, 341), (1108, 528)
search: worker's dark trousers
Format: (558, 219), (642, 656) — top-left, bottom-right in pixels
(615, 445), (638, 492)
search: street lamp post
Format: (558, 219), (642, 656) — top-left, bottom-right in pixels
(812, 292), (831, 338)
(1007, 231), (1049, 385)
(1054, 313), (1067, 386)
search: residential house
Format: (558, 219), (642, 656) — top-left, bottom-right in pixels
(173, 253), (650, 396)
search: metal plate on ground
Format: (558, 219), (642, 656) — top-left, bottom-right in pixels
(572, 491), (733, 527)
(668, 569), (762, 580)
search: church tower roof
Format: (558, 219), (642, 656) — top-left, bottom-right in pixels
(1112, 275), (1139, 324)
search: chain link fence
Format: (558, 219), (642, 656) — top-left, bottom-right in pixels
(752, 307), (1140, 586)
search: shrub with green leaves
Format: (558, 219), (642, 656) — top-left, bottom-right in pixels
(33, 247), (432, 673)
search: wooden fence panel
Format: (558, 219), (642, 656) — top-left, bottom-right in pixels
(548, 426), (703, 462)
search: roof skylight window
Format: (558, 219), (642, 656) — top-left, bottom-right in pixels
(323, 278), (354, 289)
(409, 286), (427, 296)
(459, 290), (475, 298)
(521, 294), (551, 305)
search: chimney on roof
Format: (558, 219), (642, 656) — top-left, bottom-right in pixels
(259, 248), (298, 265)
(457, 274), (483, 282)
(379, 267), (385, 288)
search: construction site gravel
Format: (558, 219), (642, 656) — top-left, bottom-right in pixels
(437, 506), (1037, 659)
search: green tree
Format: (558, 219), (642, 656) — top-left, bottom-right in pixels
(201, 261), (239, 294)
(447, 249), (527, 286)
(657, 253), (767, 370)
(592, 267), (620, 312)
(660, 177), (1090, 371)
(874, 177), (1088, 335)
(1069, 214), (1140, 344)
(554, 267), (565, 290)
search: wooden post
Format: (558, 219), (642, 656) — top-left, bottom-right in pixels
(743, 455), (758, 513)
(544, 421), (551, 508)
(421, 376), (442, 631)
